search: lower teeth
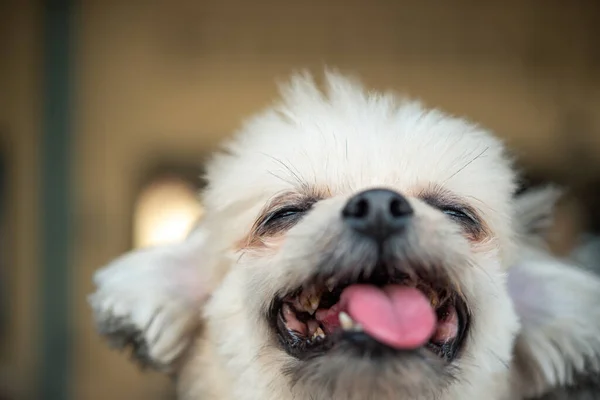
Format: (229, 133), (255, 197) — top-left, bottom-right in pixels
(312, 327), (325, 340)
(339, 311), (363, 332)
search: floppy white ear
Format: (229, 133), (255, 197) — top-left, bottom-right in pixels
(509, 187), (600, 398)
(508, 248), (600, 398)
(514, 185), (562, 243)
(88, 227), (211, 372)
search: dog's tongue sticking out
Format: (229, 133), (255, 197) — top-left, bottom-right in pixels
(341, 285), (436, 349)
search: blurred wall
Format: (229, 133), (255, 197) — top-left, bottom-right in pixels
(1, 0), (599, 399)
(0, 1), (41, 399)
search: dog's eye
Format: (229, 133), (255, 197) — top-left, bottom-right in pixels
(252, 199), (317, 238)
(265, 207), (304, 224)
(421, 193), (486, 240)
(260, 207), (308, 231)
(442, 207), (476, 225)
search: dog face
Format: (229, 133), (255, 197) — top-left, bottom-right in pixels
(90, 71), (600, 400)
(183, 72), (520, 400)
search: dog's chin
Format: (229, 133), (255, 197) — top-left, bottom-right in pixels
(286, 340), (457, 399)
(266, 256), (470, 398)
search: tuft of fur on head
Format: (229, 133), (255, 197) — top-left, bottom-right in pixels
(89, 71), (600, 400)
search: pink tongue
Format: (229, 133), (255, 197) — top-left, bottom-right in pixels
(341, 284), (436, 349)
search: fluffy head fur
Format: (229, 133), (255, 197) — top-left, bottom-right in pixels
(89, 72), (600, 400)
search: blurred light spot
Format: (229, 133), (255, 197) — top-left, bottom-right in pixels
(134, 175), (203, 248)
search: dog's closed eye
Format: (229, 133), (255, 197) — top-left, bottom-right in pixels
(252, 195), (318, 239)
(441, 206), (477, 226)
(239, 193), (320, 249)
(259, 206), (308, 233)
(419, 188), (487, 241)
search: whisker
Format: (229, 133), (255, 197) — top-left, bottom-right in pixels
(444, 147), (489, 183)
(262, 153), (307, 191)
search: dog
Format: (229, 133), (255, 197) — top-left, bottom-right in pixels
(89, 72), (600, 399)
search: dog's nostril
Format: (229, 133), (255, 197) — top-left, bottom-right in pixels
(390, 199), (402, 217)
(344, 198), (369, 219)
(389, 198), (412, 218)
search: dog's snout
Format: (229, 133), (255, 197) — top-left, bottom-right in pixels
(342, 189), (413, 241)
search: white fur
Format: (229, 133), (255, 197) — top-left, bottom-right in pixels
(509, 246), (600, 398)
(89, 228), (210, 370)
(89, 72), (600, 399)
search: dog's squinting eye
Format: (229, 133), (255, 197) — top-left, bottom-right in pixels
(442, 207), (475, 224)
(441, 206), (484, 239)
(421, 194), (479, 229)
(255, 206), (311, 237)
(264, 207), (306, 225)
(252, 198), (318, 239)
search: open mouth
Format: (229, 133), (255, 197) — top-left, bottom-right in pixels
(270, 265), (469, 361)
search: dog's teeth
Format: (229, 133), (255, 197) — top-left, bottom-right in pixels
(326, 279), (335, 292)
(339, 311), (363, 332)
(300, 288), (321, 314)
(301, 294), (320, 314)
(309, 295), (320, 314)
(339, 312), (354, 330)
(307, 319), (320, 334)
(428, 291), (439, 308)
(312, 327), (326, 340)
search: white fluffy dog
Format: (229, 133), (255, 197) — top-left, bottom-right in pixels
(89, 72), (600, 400)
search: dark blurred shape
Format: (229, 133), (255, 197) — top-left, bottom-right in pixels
(0, 144), (5, 344)
(0, 142), (8, 400)
(39, 0), (73, 399)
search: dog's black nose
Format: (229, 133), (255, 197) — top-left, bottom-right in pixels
(342, 189), (413, 241)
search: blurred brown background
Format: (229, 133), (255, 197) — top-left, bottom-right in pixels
(1, 0), (599, 399)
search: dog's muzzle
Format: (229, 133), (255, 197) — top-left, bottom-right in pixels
(268, 188), (470, 363)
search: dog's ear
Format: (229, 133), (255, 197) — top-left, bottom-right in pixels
(514, 185), (562, 242)
(508, 219), (600, 400)
(88, 226), (213, 372)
